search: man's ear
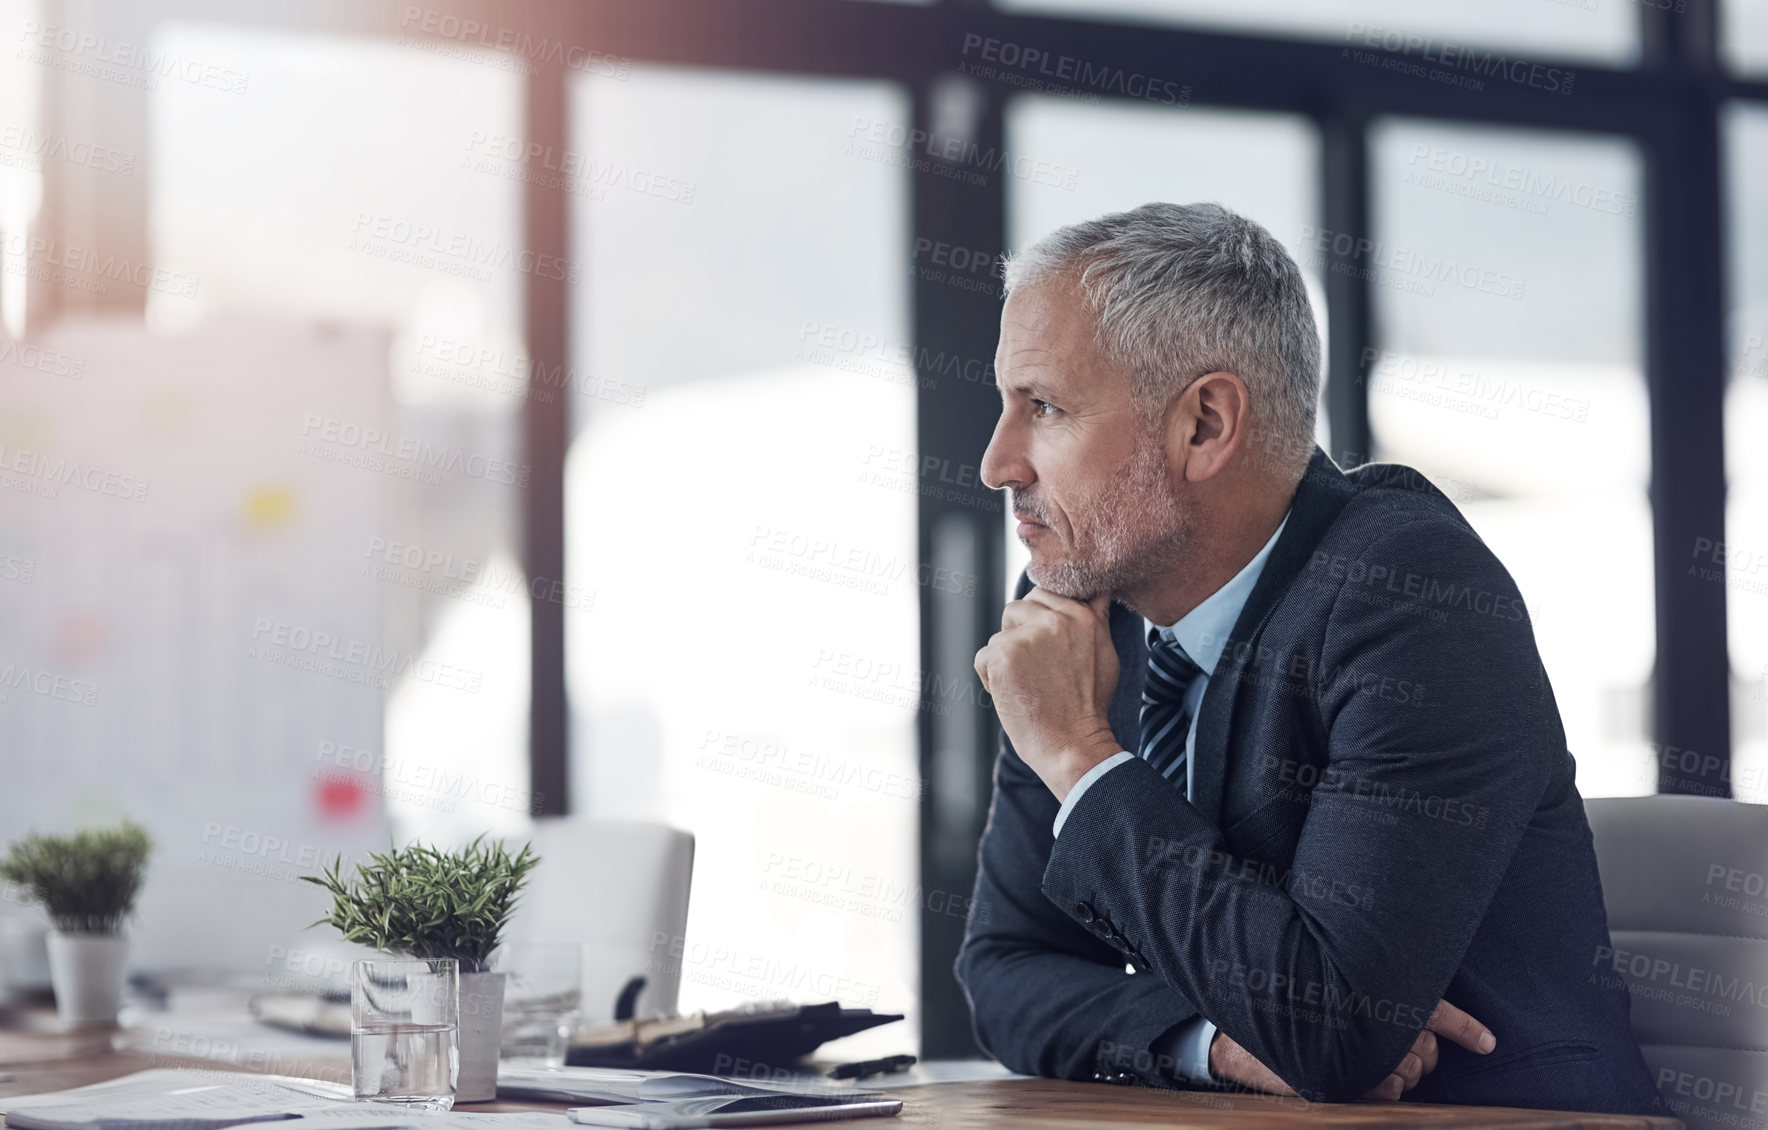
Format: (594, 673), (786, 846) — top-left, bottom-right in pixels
(1175, 371), (1249, 483)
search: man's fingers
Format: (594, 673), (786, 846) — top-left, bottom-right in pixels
(1427, 999), (1496, 1055)
(1392, 1051), (1422, 1091)
(1367, 1019), (1449, 1102)
(999, 599), (1031, 630)
(1000, 597), (1058, 632)
(1415, 1029), (1439, 1074)
(1022, 586), (1091, 617)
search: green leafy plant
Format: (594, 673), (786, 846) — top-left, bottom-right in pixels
(303, 835), (540, 973)
(0, 822), (153, 935)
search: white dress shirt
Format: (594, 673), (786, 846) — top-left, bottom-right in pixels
(1048, 510), (1290, 1084)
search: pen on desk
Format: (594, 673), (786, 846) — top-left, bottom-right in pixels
(826, 1053), (916, 1080)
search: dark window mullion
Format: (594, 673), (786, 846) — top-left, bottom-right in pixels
(524, 58), (572, 818)
(913, 73), (1007, 1060)
(1644, 106), (1732, 796)
(1319, 107), (1373, 469)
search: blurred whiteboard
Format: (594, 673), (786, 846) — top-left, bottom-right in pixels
(0, 315), (396, 974)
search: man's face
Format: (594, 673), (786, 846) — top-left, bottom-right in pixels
(980, 277), (1193, 601)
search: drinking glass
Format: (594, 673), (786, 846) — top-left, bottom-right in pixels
(495, 942), (583, 1067)
(351, 958), (460, 1110)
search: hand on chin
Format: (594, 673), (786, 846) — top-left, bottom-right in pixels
(973, 584), (1124, 800)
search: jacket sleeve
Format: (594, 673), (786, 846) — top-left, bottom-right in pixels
(954, 725), (1206, 1083)
(1041, 518), (1556, 1100)
(954, 570), (1204, 1085)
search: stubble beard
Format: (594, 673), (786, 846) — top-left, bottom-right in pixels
(1020, 430), (1192, 603)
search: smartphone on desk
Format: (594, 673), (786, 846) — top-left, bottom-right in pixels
(567, 1093), (902, 1128)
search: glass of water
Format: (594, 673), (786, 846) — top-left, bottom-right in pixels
(495, 942), (583, 1067)
(351, 958), (459, 1110)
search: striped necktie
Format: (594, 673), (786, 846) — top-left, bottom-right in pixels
(1140, 626), (1204, 784)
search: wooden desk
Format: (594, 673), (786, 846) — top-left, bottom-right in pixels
(0, 1026), (1683, 1130)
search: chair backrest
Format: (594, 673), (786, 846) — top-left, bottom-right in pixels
(503, 818), (695, 1024)
(1584, 794), (1768, 1130)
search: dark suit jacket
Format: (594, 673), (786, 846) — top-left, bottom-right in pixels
(954, 448), (1666, 1112)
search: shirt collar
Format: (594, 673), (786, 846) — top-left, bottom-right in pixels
(1146, 510), (1291, 677)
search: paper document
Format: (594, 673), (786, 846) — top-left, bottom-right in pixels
(286, 1114), (570, 1130)
(0, 1071), (580, 1130)
(1, 1070), (354, 1130)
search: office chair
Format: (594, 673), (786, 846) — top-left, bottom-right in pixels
(1585, 794), (1768, 1130)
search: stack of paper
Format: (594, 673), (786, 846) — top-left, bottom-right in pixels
(1, 1069), (354, 1130)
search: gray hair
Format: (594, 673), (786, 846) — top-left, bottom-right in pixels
(1001, 202), (1321, 478)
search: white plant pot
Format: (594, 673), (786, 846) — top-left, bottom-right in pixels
(456, 970), (506, 1103)
(45, 931), (129, 1027)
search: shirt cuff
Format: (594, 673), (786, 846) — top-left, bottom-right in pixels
(1170, 1017), (1218, 1084)
(1051, 750), (1134, 837)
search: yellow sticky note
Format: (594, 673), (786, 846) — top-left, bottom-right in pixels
(244, 485), (296, 528)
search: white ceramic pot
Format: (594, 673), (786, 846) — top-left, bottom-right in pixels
(45, 931), (129, 1027)
(456, 970), (507, 1103)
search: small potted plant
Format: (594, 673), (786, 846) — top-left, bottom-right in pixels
(0, 822), (152, 1027)
(305, 835), (539, 1103)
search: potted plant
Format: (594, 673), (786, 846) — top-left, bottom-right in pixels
(305, 835), (539, 1102)
(0, 822), (152, 1028)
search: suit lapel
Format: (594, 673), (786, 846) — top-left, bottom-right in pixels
(1188, 448), (1356, 827)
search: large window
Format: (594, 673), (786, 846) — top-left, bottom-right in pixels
(565, 65), (918, 1053)
(1368, 119), (1648, 797)
(1724, 102), (1768, 802)
(150, 25), (534, 849)
(0, 22), (536, 972)
(1722, 0), (1768, 76)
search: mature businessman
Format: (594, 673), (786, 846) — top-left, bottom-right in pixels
(956, 202), (1665, 1112)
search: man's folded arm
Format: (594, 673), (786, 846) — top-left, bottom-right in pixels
(955, 726), (1207, 1086)
(1054, 757), (1225, 1081)
(1043, 521), (1556, 1100)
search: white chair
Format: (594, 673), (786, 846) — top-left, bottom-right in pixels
(503, 819), (695, 1023)
(1585, 795), (1768, 1130)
